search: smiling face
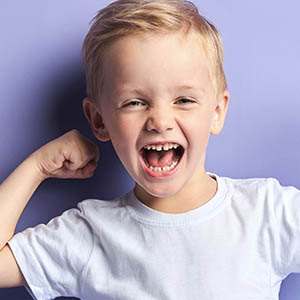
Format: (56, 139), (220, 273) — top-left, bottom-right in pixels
(83, 29), (229, 212)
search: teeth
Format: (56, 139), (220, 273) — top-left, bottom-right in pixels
(144, 143), (180, 151)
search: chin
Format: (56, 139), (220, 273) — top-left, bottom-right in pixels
(141, 182), (183, 199)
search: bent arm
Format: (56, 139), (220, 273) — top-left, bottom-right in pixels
(0, 154), (45, 251)
(0, 130), (98, 288)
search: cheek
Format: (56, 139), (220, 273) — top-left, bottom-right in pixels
(108, 116), (139, 154)
(179, 112), (214, 154)
(104, 113), (127, 137)
(180, 109), (214, 134)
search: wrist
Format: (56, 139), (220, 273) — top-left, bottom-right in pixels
(26, 152), (50, 183)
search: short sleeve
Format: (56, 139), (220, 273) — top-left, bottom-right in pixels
(270, 179), (300, 278)
(8, 202), (94, 300)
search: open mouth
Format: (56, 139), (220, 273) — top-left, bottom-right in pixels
(140, 143), (184, 173)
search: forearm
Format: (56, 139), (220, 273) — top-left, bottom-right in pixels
(0, 154), (45, 250)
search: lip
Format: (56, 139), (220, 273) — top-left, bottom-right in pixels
(138, 145), (184, 178)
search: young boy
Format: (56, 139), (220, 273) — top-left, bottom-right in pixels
(0, 0), (299, 299)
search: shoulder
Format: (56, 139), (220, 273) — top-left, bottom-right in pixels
(220, 175), (300, 216)
(221, 175), (297, 197)
(76, 193), (129, 224)
(78, 195), (124, 213)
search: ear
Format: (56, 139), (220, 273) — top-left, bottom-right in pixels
(210, 90), (230, 135)
(82, 98), (110, 142)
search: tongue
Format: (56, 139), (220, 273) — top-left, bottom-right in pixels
(145, 149), (177, 167)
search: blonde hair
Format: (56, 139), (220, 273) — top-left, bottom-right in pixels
(82, 0), (227, 101)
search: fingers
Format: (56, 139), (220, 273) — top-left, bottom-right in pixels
(63, 135), (99, 171)
(52, 129), (100, 179)
(58, 159), (97, 179)
(75, 159), (98, 179)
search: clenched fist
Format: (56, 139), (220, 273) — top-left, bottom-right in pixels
(32, 129), (99, 180)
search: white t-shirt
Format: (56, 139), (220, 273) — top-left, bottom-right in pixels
(8, 174), (300, 300)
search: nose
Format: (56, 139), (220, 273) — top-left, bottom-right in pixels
(145, 107), (175, 133)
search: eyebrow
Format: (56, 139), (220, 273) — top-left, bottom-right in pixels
(175, 85), (206, 94)
(117, 85), (206, 95)
(176, 84), (198, 90)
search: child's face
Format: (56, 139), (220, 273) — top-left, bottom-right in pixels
(84, 29), (229, 201)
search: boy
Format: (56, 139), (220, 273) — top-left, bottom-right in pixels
(1, 0), (299, 299)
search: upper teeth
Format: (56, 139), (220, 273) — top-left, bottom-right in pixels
(144, 143), (179, 151)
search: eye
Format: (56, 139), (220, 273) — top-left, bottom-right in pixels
(124, 100), (145, 107)
(176, 98), (196, 104)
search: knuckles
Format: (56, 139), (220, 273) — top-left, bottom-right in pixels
(46, 129), (99, 177)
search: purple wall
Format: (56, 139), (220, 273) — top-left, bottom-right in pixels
(0, 1), (299, 299)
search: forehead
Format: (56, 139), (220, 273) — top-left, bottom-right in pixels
(101, 29), (211, 97)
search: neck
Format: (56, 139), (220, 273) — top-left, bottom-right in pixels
(134, 168), (217, 214)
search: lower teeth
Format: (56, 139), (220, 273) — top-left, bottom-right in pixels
(146, 159), (179, 172)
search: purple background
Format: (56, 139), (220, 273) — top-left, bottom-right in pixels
(0, 0), (299, 299)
